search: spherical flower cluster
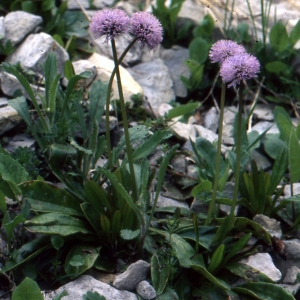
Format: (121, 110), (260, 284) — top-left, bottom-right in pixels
(209, 40), (247, 64)
(89, 8), (130, 42)
(130, 12), (163, 50)
(220, 54), (260, 88)
(209, 39), (260, 88)
(89, 8), (163, 50)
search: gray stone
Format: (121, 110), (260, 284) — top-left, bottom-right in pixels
(88, 53), (143, 105)
(129, 58), (175, 116)
(99, 116), (118, 133)
(3, 134), (35, 153)
(0, 71), (45, 100)
(3, 11), (42, 46)
(194, 124), (228, 154)
(240, 253), (282, 282)
(94, 34), (142, 66)
(0, 105), (22, 135)
(250, 104), (274, 121)
(161, 45), (190, 98)
(253, 214), (282, 239)
(62, 59), (97, 87)
(113, 260), (150, 291)
(152, 194), (189, 209)
(250, 150), (272, 170)
(251, 121), (279, 135)
(6, 32), (69, 77)
(65, 0), (90, 9)
(136, 281), (156, 300)
(283, 183), (300, 197)
(45, 275), (138, 300)
(187, 164), (198, 180)
(203, 107), (219, 133)
(171, 154), (187, 174)
(283, 266), (300, 284)
(170, 121), (196, 142)
(284, 239), (300, 259)
(157, 103), (173, 118)
(222, 106), (238, 137)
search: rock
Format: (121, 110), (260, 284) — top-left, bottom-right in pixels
(136, 281), (156, 300)
(282, 266), (300, 284)
(203, 106), (219, 133)
(222, 106), (238, 137)
(6, 32), (69, 77)
(171, 153), (187, 174)
(250, 104), (274, 121)
(129, 58), (175, 116)
(0, 105), (22, 135)
(161, 45), (190, 98)
(240, 253), (282, 282)
(99, 116), (118, 133)
(88, 52), (143, 105)
(284, 239), (300, 259)
(177, 0), (206, 24)
(62, 59), (97, 87)
(3, 134), (35, 153)
(44, 275), (138, 300)
(170, 122), (196, 142)
(251, 121), (279, 135)
(2, 11), (42, 46)
(0, 71), (45, 100)
(157, 103), (173, 118)
(283, 183), (300, 197)
(153, 194), (189, 209)
(65, 0), (90, 9)
(249, 150), (272, 170)
(94, 34), (142, 66)
(253, 214), (282, 239)
(113, 260), (150, 291)
(194, 124), (228, 154)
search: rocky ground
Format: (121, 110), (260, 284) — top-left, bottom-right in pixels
(1, 0), (300, 299)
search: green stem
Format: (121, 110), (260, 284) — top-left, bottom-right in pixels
(105, 38), (138, 170)
(110, 39), (138, 202)
(228, 85), (244, 226)
(205, 83), (226, 225)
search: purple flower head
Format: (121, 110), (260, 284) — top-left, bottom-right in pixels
(89, 8), (130, 42)
(130, 12), (163, 50)
(209, 40), (247, 64)
(220, 53), (260, 88)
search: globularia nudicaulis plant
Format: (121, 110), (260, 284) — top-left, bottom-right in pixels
(0, 5), (299, 300)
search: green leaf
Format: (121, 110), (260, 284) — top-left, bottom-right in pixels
(273, 106), (293, 142)
(189, 37), (209, 64)
(132, 130), (172, 161)
(120, 229), (140, 240)
(64, 244), (100, 278)
(12, 277), (43, 300)
(84, 180), (112, 214)
(69, 137), (92, 154)
(167, 103), (199, 119)
(269, 146), (288, 194)
(207, 244), (225, 273)
(151, 253), (170, 295)
(289, 129), (300, 183)
(9, 96), (32, 130)
(191, 259), (230, 290)
(233, 282), (295, 299)
(290, 20), (300, 46)
(52, 291), (69, 300)
(269, 22), (290, 52)
(51, 235), (64, 250)
(20, 180), (83, 217)
(191, 180), (212, 197)
(265, 61), (288, 75)
(263, 133), (286, 159)
(25, 213), (92, 236)
(83, 291), (106, 300)
(64, 60), (75, 80)
(98, 169), (144, 226)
